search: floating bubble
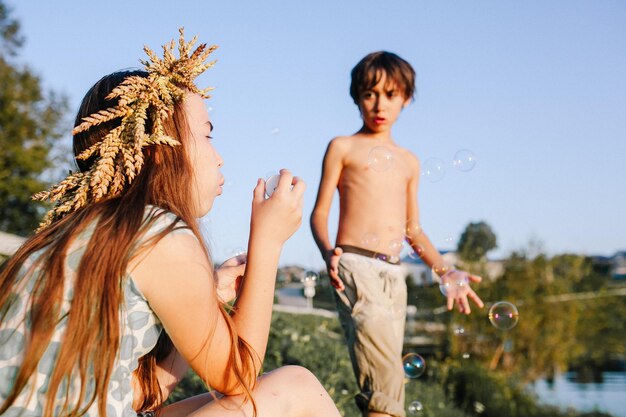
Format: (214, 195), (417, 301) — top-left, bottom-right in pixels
(473, 401), (486, 414)
(432, 264), (454, 278)
(504, 338), (514, 352)
(407, 245), (424, 260)
(454, 326), (465, 335)
(488, 301), (519, 330)
(391, 302), (405, 320)
(438, 270), (469, 298)
(408, 400), (424, 415)
(368, 146), (394, 172)
(421, 158), (446, 182)
(402, 353), (426, 378)
(444, 235), (454, 245)
(301, 270), (319, 284)
(361, 232), (380, 249)
(225, 246), (246, 257)
(388, 239), (404, 256)
(453, 149), (477, 172)
(265, 174), (280, 198)
(462, 352), (471, 359)
(405, 222), (423, 238)
(270, 127), (280, 135)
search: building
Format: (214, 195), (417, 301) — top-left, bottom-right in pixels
(609, 251), (626, 280)
(402, 250), (504, 285)
(0, 230), (26, 258)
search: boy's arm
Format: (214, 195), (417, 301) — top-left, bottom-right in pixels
(405, 155), (484, 314)
(310, 138), (345, 290)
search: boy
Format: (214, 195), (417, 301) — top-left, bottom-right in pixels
(310, 51), (484, 417)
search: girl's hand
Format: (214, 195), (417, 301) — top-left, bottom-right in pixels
(215, 253), (247, 302)
(249, 169), (305, 248)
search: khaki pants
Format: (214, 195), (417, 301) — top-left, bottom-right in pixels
(334, 253), (407, 417)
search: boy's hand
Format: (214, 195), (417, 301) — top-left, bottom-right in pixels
(325, 247), (344, 291)
(440, 270), (484, 314)
(215, 253), (247, 302)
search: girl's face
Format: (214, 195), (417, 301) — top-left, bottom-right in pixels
(183, 93), (224, 217)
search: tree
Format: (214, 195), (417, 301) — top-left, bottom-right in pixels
(457, 221), (497, 262)
(0, 1), (68, 235)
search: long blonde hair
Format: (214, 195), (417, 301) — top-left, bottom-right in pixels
(0, 70), (258, 416)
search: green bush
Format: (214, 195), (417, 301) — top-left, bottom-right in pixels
(167, 311), (616, 417)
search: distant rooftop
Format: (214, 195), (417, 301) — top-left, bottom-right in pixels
(0, 231), (27, 256)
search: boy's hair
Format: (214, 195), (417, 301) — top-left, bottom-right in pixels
(350, 51), (416, 104)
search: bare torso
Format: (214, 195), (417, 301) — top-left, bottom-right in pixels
(335, 135), (416, 257)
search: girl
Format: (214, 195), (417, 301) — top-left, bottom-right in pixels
(0, 30), (341, 417)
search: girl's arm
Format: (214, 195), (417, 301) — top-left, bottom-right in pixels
(131, 170), (304, 395)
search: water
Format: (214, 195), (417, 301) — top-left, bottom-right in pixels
(532, 372), (626, 417)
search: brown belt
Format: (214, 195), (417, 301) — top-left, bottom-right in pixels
(338, 244), (401, 265)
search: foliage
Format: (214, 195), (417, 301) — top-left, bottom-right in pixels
(438, 360), (613, 417)
(0, 0), (23, 56)
(457, 221), (497, 262)
(0, 0), (68, 235)
(444, 251), (626, 383)
(168, 309), (617, 417)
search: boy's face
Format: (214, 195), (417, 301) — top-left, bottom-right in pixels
(357, 73), (410, 134)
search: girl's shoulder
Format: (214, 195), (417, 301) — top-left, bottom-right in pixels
(140, 205), (196, 240)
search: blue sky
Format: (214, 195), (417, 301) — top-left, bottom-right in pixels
(11, 1), (626, 269)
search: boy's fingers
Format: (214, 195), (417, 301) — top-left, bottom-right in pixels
(334, 247), (343, 256)
(447, 295), (454, 311)
(468, 274), (482, 283)
(331, 278), (344, 291)
(468, 290), (484, 308)
(461, 297), (471, 315)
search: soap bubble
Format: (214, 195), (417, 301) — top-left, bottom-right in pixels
(405, 223), (423, 237)
(402, 353), (426, 378)
(361, 232), (380, 249)
(368, 146), (394, 172)
(438, 271), (469, 298)
(473, 401), (486, 414)
(264, 174), (280, 198)
(488, 301), (519, 330)
(301, 270), (319, 284)
(270, 127), (280, 135)
(462, 352), (471, 359)
(388, 239), (404, 256)
(504, 338), (515, 352)
(453, 149), (477, 172)
(408, 400), (424, 415)
(225, 246), (246, 258)
(391, 302), (405, 320)
(421, 158), (446, 182)
(407, 245), (424, 260)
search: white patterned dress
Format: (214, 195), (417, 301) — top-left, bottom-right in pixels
(0, 207), (192, 417)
